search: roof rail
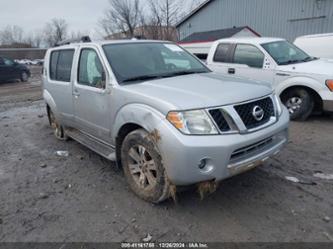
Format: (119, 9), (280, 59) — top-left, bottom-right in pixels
(55, 36), (91, 47)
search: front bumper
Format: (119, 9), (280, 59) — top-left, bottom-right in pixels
(319, 90), (333, 112)
(323, 100), (333, 112)
(156, 107), (289, 186)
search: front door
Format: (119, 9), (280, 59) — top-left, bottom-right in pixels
(0, 58), (6, 81)
(228, 44), (274, 84)
(73, 47), (111, 142)
(0, 58), (16, 81)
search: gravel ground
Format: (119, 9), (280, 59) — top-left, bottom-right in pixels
(0, 72), (332, 242)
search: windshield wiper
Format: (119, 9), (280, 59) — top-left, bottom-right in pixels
(122, 75), (162, 83)
(302, 56), (318, 62)
(160, 70), (208, 78)
(121, 70), (208, 83)
(279, 59), (303, 65)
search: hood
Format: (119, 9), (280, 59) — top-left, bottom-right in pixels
(279, 59), (333, 76)
(122, 73), (272, 112)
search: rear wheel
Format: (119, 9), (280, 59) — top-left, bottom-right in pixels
(281, 87), (314, 121)
(20, 72), (29, 82)
(121, 129), (170, 203)
(48, 109), (67, 140)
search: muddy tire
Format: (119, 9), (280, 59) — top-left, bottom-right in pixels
(20, 72), (29, 82)
(48, 109), (67, 141)
(121, 129), (170, 203)
(281, 87), (314, 121)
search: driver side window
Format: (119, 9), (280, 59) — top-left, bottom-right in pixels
(233, 44), (265, 68)
(78, 49), (105, 89)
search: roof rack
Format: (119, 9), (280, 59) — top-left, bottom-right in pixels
(55, 36), (91, 47)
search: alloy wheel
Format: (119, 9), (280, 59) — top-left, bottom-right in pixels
(127, 144), (158, 189)
(286, 96), (303, 114)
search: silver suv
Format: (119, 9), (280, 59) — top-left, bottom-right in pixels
(43, 39), (289, 203)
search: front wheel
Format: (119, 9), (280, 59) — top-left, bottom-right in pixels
(20, 72), (29, 82)
(121, 129), (171, 203)
(281, 88), (314, 121)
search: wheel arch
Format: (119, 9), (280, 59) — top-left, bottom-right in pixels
(280, 85), (323, 113)
(43, 89), (58, 125)
(115, 123), (144, 168)
(112, 103), (165, 167)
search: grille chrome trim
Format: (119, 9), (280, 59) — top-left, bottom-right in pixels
(234, 97), (275, 130)
(207, 94), (277, 135)
(208, 109), (230, 132)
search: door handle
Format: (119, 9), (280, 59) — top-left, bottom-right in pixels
(228, 68), (235, 74)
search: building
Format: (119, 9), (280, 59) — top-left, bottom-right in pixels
(176, 0), (333, 42)
(178, 26), (259, 58)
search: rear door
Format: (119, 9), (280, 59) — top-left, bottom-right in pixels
(72, 46), (111, 142)
(47, 49), (76, 126)
(207, 43), (234, 74)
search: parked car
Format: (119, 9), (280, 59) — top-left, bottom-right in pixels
(43, 39), (289, 203)
(294, 33), (333, 59)
(16, 59), (44, 66)
(0, 57), (30, 82)
(207, 37), (333, 120)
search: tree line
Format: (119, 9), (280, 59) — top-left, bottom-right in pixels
(0, 0), (203, 48)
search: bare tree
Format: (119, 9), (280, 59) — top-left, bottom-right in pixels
(147, 0), (183, 41)
(0, 25), (24, 45)
(69, 30), (86, 40)
(99, 0), (141, 38)
(44, 18), (68, 47)
(25, 30), (44, 48)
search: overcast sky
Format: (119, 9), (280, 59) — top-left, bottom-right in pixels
(0, 0), (122, 39)
(0, 0), (202, 39)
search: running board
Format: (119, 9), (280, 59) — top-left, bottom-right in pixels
(65, 128), (116, 161)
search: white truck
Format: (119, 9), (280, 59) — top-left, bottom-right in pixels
(207, 37), (333, 120)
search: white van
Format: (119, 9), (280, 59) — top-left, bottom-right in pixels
(294, 33), (333, 59)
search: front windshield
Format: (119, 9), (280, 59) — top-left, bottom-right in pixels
(103, 42), (210, 84)
(262, 41), (316, 65)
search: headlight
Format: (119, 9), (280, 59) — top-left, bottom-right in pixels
(273, 93), (283, 116)
(326, 80), (333, 92)
(167, 110), (218, 135)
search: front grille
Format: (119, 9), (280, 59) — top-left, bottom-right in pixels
(230, 137), (273, 161)
(234, 97), (275, 129)
(209, 109), (230, 132)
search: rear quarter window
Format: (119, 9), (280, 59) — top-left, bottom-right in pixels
(49, 49), (75, 82)
(213, 43), (233, 63)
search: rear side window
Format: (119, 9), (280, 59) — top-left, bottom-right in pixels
(49, 50), (74, 82)
(233, 44), (264, 68)
(213, 43), (232, 63)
